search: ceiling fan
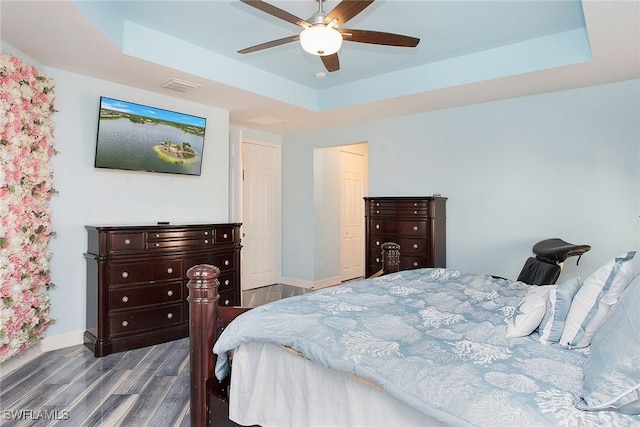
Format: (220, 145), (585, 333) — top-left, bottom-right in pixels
(237, 0), (420, 72)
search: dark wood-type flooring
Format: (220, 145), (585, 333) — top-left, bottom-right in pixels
(0, 284), (311, 427)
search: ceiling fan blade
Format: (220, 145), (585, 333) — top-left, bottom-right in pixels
(321, 53), (340, 72)
(240, 0), (308, 28)
(340, 29), (420, 47)
(325, 0), (374, 26)
(238, 35), (300, 54)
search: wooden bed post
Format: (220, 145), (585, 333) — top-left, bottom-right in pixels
(187, 264), (220, 427)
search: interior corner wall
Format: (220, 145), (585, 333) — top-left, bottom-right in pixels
(282, 79), (640, 282)
(37, 65), (230, 342)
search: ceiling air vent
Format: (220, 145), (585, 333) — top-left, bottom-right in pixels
(160, 78), (201, 93)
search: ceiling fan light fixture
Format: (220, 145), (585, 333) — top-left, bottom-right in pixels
(300, 25), (343, 56)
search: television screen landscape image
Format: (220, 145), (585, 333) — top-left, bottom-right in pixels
(95, 97), (207, 176)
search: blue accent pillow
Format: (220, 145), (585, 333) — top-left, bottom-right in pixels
(561, 251), (636, 348)
(538, 277), (581, 345)
(578, 273), (640, 414)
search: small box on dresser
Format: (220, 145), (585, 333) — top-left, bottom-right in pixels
(84, 223), (241, 357)
(364, 196), (446, 277)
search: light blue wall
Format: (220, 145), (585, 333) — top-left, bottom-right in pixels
(0, 51), (232, 341)
(282, 80), (640, 282)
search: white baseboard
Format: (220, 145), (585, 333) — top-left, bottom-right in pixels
(41, 330), (84, 351)
(280, 276), (342, 290)
(0, 330), (84, 378)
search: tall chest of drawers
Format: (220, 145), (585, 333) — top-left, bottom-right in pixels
(84, 223), (241, 356)
(364, 197), (446, 277)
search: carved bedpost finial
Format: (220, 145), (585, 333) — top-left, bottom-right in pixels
(187, 264), (220, 427)
(381, 242), (401, 274)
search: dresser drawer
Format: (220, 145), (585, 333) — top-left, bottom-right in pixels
(109, 281), (183, 310)
(214, 227), (235, 243)
(371, 220), (427, 236)
(218, 270), (237, 292)
(109, 259), (183, 285)
(109, 302), (184, 336)
(109, 233), (145, 252)
(147, 229), (214, 240)
(400, 256), (431, 270)
(218, 289), (238, 307)
(146, 238), (212, 250)
(185, 253), (236, 274)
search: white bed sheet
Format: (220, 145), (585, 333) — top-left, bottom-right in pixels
(229, 341), (449, 427)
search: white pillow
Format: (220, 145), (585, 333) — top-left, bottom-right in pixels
(560, 251), (636, 349)
(505, 286), (551, 338)
(538, 277), (582, 345)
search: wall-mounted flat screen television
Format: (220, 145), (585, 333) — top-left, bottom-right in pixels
(94, 96), (207, 176)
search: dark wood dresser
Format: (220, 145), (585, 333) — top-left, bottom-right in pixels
(84, 223), (241, 356)
(364, 196), (446, 277)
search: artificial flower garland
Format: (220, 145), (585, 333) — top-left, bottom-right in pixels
(0, 51), (56, 362)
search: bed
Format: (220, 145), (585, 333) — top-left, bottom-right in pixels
(186, 248), (640, 426)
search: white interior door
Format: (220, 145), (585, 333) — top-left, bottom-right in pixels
(242, 142), (281, 290)
(340, 151), (365, 281)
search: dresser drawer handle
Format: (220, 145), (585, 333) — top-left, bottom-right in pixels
(223, 233), (228, 239)
(376, 203), (380, 207)
(155, 243), (160, 247)
(155, 233), (160, 238)
(223, 299), (230, 306)
(413, 226), (418, 231)
(414, 203), (418, 207)
(121, 271), (129, 279)
(167, 267), (173, 274)
(204, 239), (209, 244)
(167, 290), (174, 297)
(121, 321), (129, 327)
(124, 238), (131, 245)
(167, 313), (173, 320)
(414, 210), (418, 214)
(375, 241), (380, 246)
(413, 243), (418, 249)
(413, 261), (419, 267)
(376, 257), (380, 263)
(121, 296), (129, 303)
(204, 231), (209, 236)
(375, 224), (380, 229)
(376, 210), (380, 214)
(224, 280), (230, 286)
(224, 260), (230, 266)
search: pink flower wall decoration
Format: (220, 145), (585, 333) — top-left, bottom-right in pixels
(0, 51), (56, 362)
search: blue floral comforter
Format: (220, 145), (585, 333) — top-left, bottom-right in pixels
(214, 268), (637, 426)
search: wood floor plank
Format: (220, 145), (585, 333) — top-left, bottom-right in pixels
(116, 376), (176, 426)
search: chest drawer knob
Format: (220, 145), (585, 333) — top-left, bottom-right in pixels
(375, 224), (380, 229)
(155, 243), (160, 247)
(375, 241), (380, 246)
(167, 290), (174, 297)
(121, 320), (129, 327)
(155, 233), (160, 238)
(224, 260), (230, 266)
(204, 231), (209, 236)
(376, 257), (380, 263)
(413, 225), (418, 231)
(413, 243), (419, 249)
(223, 299), (230, 306)
(167, 267), (173, 274)
(376, 210), (380, 214)
(121, 296), (129, 303)
(413, 261), (419, 267)
(121, 271), (129, 279)
(167, 313), (173, 319)
(224, 279), (230, 286)
(124, 238), (131, 245)
(204, 239), (209, 244)
(414, 210), (418, 214)
(223, 233), (228, 239)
